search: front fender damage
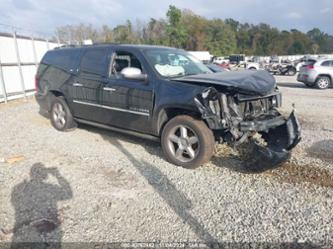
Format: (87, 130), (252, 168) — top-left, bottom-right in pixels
(194, 87), (301, 172)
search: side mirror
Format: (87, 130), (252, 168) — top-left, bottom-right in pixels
(121, 67), (148, 82)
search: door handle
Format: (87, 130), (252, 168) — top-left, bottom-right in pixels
(73, 82), (83, 87)
(103, 87), (116, 92)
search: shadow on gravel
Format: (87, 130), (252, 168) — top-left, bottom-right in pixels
(306, 139), (333, 163)
(78, 125), (328, 248)
(99, 132), (219, 245)
(211, 154), (250, 173)
(87, 125), (218, 244)
(211, 155), (286, 174)
(10, 163), (72, 249)
(80, 124), (158, 149)
(83, 124), (287, 175)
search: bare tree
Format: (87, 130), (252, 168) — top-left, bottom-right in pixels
(56, 23), (99, 44)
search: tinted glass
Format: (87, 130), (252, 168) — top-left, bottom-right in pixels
(80, 48), (109, 77)
(230, 55), (245, 63)
(303, 60), (316, 67)
(42, 49), (81, 72)
(321, 61), (331, 67)
(308, 59), (316, 65)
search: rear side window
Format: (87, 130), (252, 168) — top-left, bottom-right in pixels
(80, 48), (109, 77)
(321, 61), (331, 67)
(42, 49), (81, 72)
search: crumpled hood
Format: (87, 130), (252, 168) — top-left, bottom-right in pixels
(174, 70), (276, 96)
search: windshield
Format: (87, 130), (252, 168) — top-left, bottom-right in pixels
(144, 49), (212, 78)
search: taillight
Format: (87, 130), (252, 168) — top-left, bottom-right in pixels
(306, 65), (314, 69)
(35, 75), (39, 91)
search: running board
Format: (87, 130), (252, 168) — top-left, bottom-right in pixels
(75, 118), (160, 142)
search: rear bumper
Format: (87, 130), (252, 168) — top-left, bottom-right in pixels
(297, 73), (316, 84)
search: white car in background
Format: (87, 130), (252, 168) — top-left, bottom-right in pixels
(295, 58), (317, 72)
(188, 51), (213, 64)
(213, 56), (229, 64)
(297, 58), (333, 89)
(244, 56), (262, 70)
(246, 62), (260, 70)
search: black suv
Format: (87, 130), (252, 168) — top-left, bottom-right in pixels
(36, 44), (301, 169)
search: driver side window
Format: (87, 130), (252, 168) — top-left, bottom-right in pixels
(109, 51), (143, 78)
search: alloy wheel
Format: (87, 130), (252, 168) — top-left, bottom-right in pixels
(288, 69), (295, 76)
(167, 125), (200, 163)
(52, 103), (66, 129)
(317, 78), (329, 89)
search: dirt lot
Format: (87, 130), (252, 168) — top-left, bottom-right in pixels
(1, 76), (333, 247)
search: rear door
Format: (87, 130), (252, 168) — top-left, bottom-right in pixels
(69, 47), (111, 122)
(99, 49), (154, 133)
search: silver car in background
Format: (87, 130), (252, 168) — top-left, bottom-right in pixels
(297, 59), (333, 89)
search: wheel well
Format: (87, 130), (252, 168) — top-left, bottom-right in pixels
(49, 90), (64, 97)
(47, 90), (65, 111)
(157, 108), (201, 136)
(317, 74), (332, 84)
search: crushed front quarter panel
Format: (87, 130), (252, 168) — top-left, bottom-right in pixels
(194, 87), (302, 172)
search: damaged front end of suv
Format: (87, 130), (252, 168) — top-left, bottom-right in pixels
(177, 70), (301, 172)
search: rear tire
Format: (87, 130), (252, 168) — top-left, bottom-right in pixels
(50, 97), (76, 131)
(315, 76), (331, 89)
(161, 115), (215, 169)
(287, 67), (296, 76)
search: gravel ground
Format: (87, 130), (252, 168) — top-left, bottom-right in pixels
(0, 76), (333, 247)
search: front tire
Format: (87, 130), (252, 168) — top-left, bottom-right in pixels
(50, 97), (76, 131)
(161, 115), (215, 169)
(315, 76), (331, 89)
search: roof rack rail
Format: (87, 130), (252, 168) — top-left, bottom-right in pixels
(92, 42), (120, 45)
(54, 43), (121, 50)
(54, 44), (78, 49)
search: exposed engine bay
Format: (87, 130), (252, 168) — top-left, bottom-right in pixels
(194, 87), (301, 172)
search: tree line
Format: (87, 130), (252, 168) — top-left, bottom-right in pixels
(55, 5), (333, 56)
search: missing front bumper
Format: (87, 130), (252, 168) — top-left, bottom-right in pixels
(194, 88), (302, 172)
(260, 110), (302, 152)
(236, 110), (301, 172)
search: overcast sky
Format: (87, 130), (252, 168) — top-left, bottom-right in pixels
(0, 0), (332, 37)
